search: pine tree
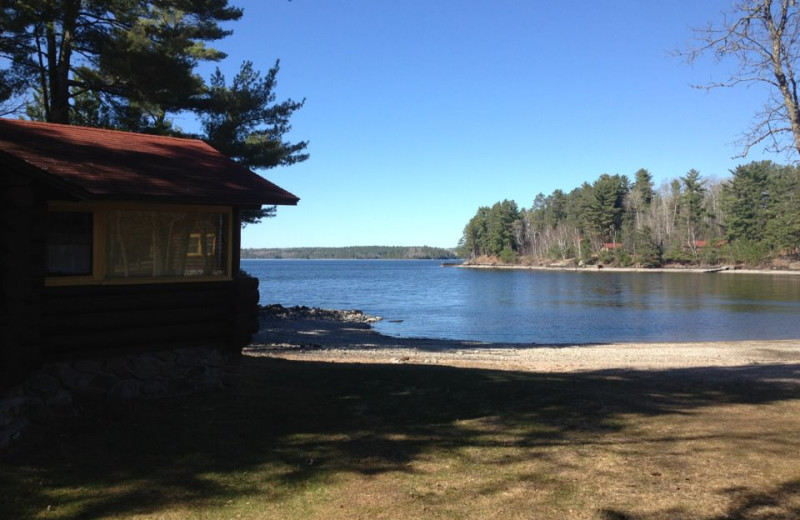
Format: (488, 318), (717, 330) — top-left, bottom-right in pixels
(2, 0), (241, 125)
(199, 61), (309, 223)
(722, 161), (772, 243)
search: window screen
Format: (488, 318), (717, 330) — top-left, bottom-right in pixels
(105, 210), (228, 278)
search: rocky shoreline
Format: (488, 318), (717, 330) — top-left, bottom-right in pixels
(249, 305), (800, 382)
(460, 255), (800, 274)
(259, 303), (381, 323)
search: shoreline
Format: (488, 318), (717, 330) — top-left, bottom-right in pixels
(249, 305), (800, 378)
(459, 263), (800, 275)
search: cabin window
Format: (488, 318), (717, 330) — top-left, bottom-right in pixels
(47, 211), (93, 276)
(105, 210), (229, 279)
(46, 203), (232, 285)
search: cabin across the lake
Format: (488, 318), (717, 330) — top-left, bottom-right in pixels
(0, 118), (298, 444)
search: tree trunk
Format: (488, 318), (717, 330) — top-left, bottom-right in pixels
(765, 0), (800, 156)
(46, 0), (80, 124)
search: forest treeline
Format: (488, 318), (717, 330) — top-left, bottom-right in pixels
(459, 161), (800, 267)
(243, 246), (457, 260)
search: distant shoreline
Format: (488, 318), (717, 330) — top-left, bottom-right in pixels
(242, 257), (449, 261)
(241, 245), (457, 261)
(240, 253), (800, 275)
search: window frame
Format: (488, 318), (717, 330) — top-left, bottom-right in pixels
(45, 201), (234, 287)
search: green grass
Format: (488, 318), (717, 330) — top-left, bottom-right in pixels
(2, 356), (800, 519)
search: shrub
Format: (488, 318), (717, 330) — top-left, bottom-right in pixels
(598, 249), (614, 265)
(579, 238), (593, 265)
(499, 247), (518, 264)
(615, 249), (633, 267)
(729, 239), (769, 267)
(701, 246), (721, 266)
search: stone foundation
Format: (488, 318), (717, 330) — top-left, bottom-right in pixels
(0, 346), (239, 449)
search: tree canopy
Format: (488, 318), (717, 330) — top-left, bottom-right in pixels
(199, 60), (308, 222)
(459, 200), (521, 262)
(459, 162), (800, 267)
(1, 0), (308, 224)
(1, 0), (241, 125)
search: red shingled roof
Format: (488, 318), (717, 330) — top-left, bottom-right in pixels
(0, 118), (299, 206)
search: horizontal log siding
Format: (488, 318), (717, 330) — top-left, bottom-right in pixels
(1, 170), (47, 391)
(1, 164), (259, 392)
(40, 282), (244, 361)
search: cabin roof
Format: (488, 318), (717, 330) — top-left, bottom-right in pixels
(0, 118), (299, 207)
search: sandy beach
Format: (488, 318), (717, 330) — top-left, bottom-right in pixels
(248, 306), (800, 381)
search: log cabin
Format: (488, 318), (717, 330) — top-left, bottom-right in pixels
(0, 118), (299, 398)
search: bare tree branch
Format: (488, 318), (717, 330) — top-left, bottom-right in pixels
(0, 98), (26, 117)
(680, 0), (800, 159)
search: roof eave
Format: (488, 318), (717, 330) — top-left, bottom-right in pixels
(2, 150), (301, 207)
(0, 152), (95, 201)
(73, 193), (301, 207)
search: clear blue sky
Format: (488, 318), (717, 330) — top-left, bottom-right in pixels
(188, 0), (784, 249)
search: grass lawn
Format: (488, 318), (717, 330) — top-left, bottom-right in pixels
(2, 356), (800, 519)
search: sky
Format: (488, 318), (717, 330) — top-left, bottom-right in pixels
(185, 0), (786, 249)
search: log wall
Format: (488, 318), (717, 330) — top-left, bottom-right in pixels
(43, 282), (231, 360)
(40, 274), (259, 360)
(1, 171), (47, 390)
(1, 276), (260, 448)
(1, 176), (260, 391)
(2, 161), (263, 448)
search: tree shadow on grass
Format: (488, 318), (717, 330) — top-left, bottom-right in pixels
(601, 479), (800, 519)
(2, 358), (799, 519)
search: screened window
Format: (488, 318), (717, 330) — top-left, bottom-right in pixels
(105, 210), (229, 278)
(47, 212), (93, 276)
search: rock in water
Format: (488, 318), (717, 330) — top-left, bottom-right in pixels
(260, 304), (381, 323)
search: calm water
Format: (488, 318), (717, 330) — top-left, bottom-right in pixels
(242, 259), (800, 344)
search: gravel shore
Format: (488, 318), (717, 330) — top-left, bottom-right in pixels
(248, 305), (800, 381)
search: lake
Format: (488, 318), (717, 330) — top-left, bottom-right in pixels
(242, 259), (800, 344)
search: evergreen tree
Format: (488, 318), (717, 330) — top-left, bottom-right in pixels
(459, 207), (490, 258)
(459, 201), (521, 259)
(199, 61), (309, 223)
(633, 226), (663, 267)
(680, 169), (708, 257)
(584, 174), (627, 243)
(722, 161), (773, 243)
(1, 0), (241, 125)
(765, 164), (800, 252)
(633, 168), (654, 206)
(3, 1), (308, 224)
(201, 61), (308, 171)
(630, 168), (654, 231)
(485, 200), (520, 256)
